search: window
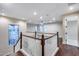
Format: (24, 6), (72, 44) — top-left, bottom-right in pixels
(8, 24), (19, 46)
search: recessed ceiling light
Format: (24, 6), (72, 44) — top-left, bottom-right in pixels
(33, 12), (37, 15)
(40, 16), (43, 19)
(52, 17), (55, 21)
(69, 6), (74, 10)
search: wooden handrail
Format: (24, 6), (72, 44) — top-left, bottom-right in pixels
(13, 32), (22, 53)
(13, 31), (59, 56)
(37, 34), (53, 36)
(13, 37), (20, 53)
(22, 33), (57, 40)
(22, 34), (40, 40)
(57, 32), (59, 47)
(14, 38), (20, 47)
(45, 33), (57, 40)
(20, 32), (22, 49)
(27, 31), (55, 34)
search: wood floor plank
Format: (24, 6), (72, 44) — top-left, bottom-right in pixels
(55, 44), (79, 56)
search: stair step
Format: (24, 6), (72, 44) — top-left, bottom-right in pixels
(16, 51), (25, 56)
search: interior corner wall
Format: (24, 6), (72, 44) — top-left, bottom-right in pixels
(0, 16), (27, 55)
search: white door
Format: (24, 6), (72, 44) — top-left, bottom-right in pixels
(67, 21), (78, 46)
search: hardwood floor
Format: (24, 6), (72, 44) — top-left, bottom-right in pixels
(55, 44), (79, 56)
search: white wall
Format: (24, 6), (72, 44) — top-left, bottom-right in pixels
(27, 24), (37, 32)
(0, 16), (27, 55)
(44, 22), (63, 37)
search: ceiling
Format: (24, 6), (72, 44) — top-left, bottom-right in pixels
(0, 3), (79, 24)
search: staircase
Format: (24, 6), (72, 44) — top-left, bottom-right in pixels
(5, 32), (59, 56)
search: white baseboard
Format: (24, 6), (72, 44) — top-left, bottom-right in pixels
(51, 47), (59, 56)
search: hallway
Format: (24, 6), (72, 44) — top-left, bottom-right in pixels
(56, 44), (79, 56)
(0, 3), (79, 56)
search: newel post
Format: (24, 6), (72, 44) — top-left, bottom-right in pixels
(20, 32), (22, 49)
(57, 32), (59, 47)
(41, 34), (45, 56)
(13, 45), (15, 53)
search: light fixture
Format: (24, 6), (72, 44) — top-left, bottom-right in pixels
(33, 11), (37, 15)
(40, 16), (43, 19)
(69, 6), (74, 10)
(52, 17), (55, 21)
(1, 13), (5, 16)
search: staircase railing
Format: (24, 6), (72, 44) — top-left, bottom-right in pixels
(13, 31), (59, 56)
(13, 32), (22, 53)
